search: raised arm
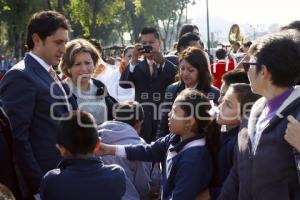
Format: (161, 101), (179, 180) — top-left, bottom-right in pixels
(100, 135), (171, 163)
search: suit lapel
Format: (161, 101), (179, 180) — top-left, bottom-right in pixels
(24, 54), (53, 86)
(137, 59), (151, 78)
(160, 59), (177, 81)
(24, 54), (71, 111)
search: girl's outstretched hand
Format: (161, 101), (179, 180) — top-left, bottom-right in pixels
(195, 189), (210, 200)
(98, 141), (117, 156)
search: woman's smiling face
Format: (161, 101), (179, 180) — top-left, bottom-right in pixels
(70, 52), (94, 87)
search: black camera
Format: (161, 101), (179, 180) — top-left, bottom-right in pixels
(142, 45), (152, 53)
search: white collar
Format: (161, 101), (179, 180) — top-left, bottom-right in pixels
(146, 58), (155, 66)
(167, 138), (206, 161)
(185, 82), (199, 89)
(146, 58), (165, 69)
(216, 59), (227, 63)
(29, 52), (51, 72)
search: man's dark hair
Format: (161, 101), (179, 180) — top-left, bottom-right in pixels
(26, 10), (71, 50)
(57, 111), (98, 156)
(249, 32), (300, 87)
(140, 27), (160, 40)
(222, 69), (249, 86)
(178, 24), (199, 39)
(281, 21), (300, 85)
(281, 21), (300, 31)
(215, 48), (227, 60)
(232, 41), (241, 47)
(243, 41), (252, 48)
(113, 101), (144, 127)
(177, 32), (200, 53)
(88, 38), (102, 54)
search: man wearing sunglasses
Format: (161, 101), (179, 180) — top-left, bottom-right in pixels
(219, 31), (300, 200)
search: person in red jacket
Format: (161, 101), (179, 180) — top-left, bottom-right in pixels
(210, 49), (235, 88)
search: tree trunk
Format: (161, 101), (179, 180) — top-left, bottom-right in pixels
(176, 7), (185, 40)
(43, 0), (51, 9)
(118, 28), (125, 46)
(165, 19), (171, 51)
(90, 0), (99, 37)
(21, 32), (27, 57)
(13, 28), (20, 59)
(169, 18), (177, 49)
(57, 0), (64, 12)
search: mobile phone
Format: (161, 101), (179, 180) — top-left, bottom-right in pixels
(142, 45), (152, 53)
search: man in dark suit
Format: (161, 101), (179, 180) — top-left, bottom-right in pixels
(120, 27), (177, 143)
(0, 11), (77, 198)
(0, 107), (22, 199)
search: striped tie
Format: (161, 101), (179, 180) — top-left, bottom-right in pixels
(49, 66), (58, 81)
(49, 66), (71, 111)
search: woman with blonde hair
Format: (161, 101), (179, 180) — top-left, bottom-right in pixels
(228, 24), (245, 45)
(59, 38), (116, 125)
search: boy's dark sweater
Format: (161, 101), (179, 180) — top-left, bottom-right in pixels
(40, 157), (126, 200)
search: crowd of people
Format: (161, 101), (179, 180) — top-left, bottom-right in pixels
(0, 10), (300, 200)
(0, 56), (18, 80)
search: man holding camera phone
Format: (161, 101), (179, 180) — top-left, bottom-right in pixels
(120, 27), (177, 143)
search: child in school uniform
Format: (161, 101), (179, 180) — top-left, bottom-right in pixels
(100, 88), (219, 200)
(39, 111), (126, 200)
(209, 83), (260, 199)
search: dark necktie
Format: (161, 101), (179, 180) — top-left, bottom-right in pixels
(157, 65), (162, 75)
(152, 63), (158, 78)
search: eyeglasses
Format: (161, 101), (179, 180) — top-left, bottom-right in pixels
(242, 62), (259, 72)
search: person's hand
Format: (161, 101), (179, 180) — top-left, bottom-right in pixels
(148, 51), (165, 65)
(284, 115), (300, 152)
(195, 189), (210, 200)
(106, 56), (115, 65)
(98, 142), (116, 156)
(130, 44), (144, 65)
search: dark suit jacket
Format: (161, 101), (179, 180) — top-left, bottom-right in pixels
(120, 59), (177, 143)
(219, 89), (300, 200)
(0, 107), (22, 199)
(0, 54), (77, 196)
(165, 55), (179, 67)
